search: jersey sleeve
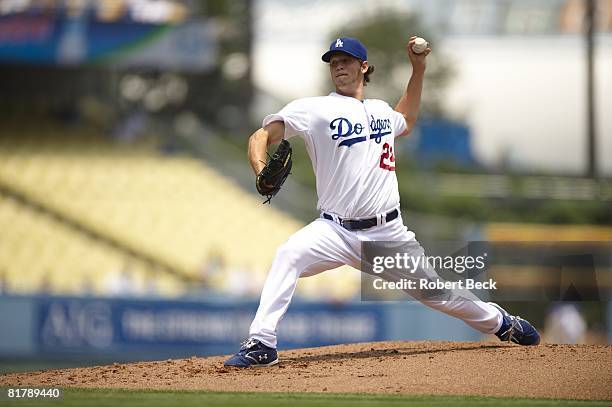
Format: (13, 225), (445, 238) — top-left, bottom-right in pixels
(391, 110), (408, 137)
(262, 99), (310, 140)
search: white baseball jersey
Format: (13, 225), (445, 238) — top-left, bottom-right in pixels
(263, 92), (407, 219)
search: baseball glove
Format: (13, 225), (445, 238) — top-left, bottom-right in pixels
(256, 139), (292, 204)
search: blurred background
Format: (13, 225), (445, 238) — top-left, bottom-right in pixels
(0, 0), (611, 373)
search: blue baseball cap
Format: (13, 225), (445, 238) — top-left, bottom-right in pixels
(322, 37), (367, 62)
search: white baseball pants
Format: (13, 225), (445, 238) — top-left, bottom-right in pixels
(249, 214), (503, 348)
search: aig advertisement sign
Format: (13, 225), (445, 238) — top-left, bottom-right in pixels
(39, 300), (114, 349)
(35, 297), (385, 355)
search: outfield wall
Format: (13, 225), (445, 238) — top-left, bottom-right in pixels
(0, 295), (482, 362)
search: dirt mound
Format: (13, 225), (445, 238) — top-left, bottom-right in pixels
(1, 341), (611, 400)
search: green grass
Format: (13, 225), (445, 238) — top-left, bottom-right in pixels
(1, 389), (609, 407)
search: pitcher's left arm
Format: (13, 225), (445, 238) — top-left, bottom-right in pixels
(395, 36), (431, 137)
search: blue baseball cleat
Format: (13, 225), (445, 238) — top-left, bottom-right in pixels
(224, 338), (279, 368)
(489, 303), (540, 346)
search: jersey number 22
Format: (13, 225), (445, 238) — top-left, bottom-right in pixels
(379, 142), (395, 171)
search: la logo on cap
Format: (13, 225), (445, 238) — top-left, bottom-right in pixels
(335, 38), (343, 47)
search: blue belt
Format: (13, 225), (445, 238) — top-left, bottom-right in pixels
(323, 209), (399, 231)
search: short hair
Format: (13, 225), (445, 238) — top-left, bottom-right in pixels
(364, 65), (375, 85)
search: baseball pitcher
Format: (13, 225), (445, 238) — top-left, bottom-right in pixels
(225, 36), (540, 368)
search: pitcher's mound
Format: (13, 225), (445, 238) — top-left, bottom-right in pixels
(1, 341), (611, 400)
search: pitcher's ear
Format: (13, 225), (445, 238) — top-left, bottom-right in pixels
(361, 60), (369, 73)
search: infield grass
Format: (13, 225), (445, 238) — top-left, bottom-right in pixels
(1, 389), (609, 407)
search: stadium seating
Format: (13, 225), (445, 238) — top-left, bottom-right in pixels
(0, 123), (360, 300)
(0, 193), (182, 296)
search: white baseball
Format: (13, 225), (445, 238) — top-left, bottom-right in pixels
(412, 37), (428, 54)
